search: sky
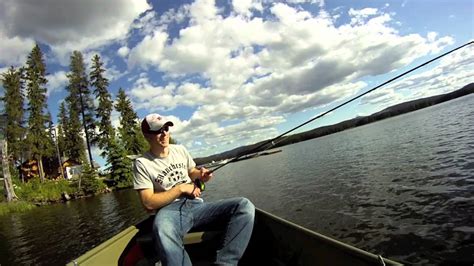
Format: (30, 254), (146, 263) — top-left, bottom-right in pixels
(0, 0), (473, 167)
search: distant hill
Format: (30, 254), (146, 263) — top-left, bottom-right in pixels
(195, 83), (474, 165)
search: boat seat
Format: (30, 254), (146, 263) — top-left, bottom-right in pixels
(134, 230), (223, 266)
(135, 230), (222, 246)
(124, 215), (225, 265)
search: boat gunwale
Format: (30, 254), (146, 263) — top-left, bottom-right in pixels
(256, 208), (403, 266)
(67, 226), (138, 265)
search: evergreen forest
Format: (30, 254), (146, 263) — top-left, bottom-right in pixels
(1, 45), (149, 211)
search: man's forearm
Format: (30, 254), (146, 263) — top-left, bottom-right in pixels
(141, 186), (182, 211)
(188, 167), (201, 180)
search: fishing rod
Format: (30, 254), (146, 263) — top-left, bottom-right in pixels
(207, 41), (473, 174)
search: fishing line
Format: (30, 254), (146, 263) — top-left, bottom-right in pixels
(209, 41), (473, 174)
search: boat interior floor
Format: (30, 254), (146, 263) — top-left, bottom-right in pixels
(129, 222), (280, 266)
(121, 212), (401, 266)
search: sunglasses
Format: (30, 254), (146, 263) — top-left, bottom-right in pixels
(154, 126), (170, 135)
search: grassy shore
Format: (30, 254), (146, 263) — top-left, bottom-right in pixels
(0, 169), (124, 215)
(0, 201), (36, 215)
(14, 179), (78, 203)
(0, 177), (107, 216)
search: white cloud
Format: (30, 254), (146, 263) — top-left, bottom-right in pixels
(46, 71), (68, 96)
(233, 0), (252, 16)
(129, 76), (229, 111)
(349, 7), (378, 17)
(232, 0), (263, 17)
(182, 114), (285, 157)
(158, 8), (189, 26)
(1, 0), (466, 158)
(131, 80), (177, 110)
(360, 46), (474, 107)
(109, 109), (122, 131)
(105, 65), (127, 83)
(124, 1), (457, 155)
(0, 30), (35, 66)
(0, 0), (150, 64)
(132, 10), (160, 35)
(287, 0), (325, 7)
(348, 8), (379, 25)
(117, 46), (130, 58)
(128, 31), (168, 69)
(189, 0), (220, 24)
(360, 88), (399, 107)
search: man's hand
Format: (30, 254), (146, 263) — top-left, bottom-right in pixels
(179, 183), (201, 198)
(200, 167), (213, 182)
(189, 167), (213, 182)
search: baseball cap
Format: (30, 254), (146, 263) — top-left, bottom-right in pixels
(141, 113), (174, 134)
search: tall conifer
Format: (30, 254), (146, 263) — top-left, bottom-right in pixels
(114, 88), (147, 155)
(90, 54), (114, 155)
(106, 138), (133, 188)
(25, 44), (53, 181)
(1, 67), (25, 163)
(66, 51), (95, 165)
(57, 102), (68, 158)
(45, 112), (56, 154)
(65, 52), (88, 162)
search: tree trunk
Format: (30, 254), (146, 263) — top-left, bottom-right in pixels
(1, 140), (18, 202)
(37, 155), (45, 182)
(78, 174), (82, 192)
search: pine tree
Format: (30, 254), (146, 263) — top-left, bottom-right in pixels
(115, 88), (147, 155)
(106, 137), (133, 188)
(57, 102), (68, 158)
(1, 67), (25, 163)
(45, 112), (62, 177)
(83, 97), (96, 146)
(66, 51), (94, 164)
(79, 162), (102, 195)
(65, 97), (85, 161)
(25, 44), (53, 181)
(45, 112), (56, 156)
(90, 54), (114, 155)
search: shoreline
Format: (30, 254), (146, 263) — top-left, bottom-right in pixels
(0, 185), (118, 216)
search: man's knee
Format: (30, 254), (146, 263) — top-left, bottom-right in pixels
(235, 197), (255, 219)
(153, 217), (182, 246)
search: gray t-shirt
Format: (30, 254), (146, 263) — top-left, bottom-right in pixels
(133, 144), (196, 192)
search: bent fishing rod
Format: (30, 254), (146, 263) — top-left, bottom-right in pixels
(205, 40), (473, 175)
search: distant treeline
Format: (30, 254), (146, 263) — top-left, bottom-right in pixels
(195, 83), (474, 165)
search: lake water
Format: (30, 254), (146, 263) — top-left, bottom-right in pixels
(0, 94), (473, 265)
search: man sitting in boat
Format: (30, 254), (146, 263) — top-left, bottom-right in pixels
(133, 113), (255, 266)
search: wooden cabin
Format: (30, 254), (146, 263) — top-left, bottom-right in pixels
(62, 159), (82, 180)
(20, 159), (40, 182)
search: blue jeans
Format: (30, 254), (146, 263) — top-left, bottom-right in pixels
(152, 197), (255, 266)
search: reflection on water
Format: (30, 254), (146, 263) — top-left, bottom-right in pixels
(0, 95), (473, 265)
(0, 191), (147, 265)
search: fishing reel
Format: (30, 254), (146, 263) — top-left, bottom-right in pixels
(194, 178), (205, 191)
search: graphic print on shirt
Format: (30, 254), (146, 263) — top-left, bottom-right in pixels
(154, 162), (188, 189)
